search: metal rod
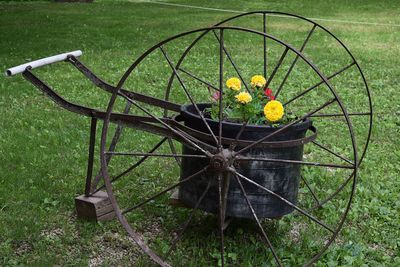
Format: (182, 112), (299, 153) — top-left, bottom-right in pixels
(84, 117), (97, 196)
(265, 47), (289, 89)
(236, 156), (354, 169)
(221, 172), (230, 223)
(93, 137), (168, 194)
(229, 120), (248, 150)
(123, 166), (208, 214)
(301, 175), (320, 207)
(67, 56), (181, 113)
(105, 151), (207, 159)
(178, 67), (219, 91)
(234, 174), (282, 266)
(159, 46), (219, 147)
(217, 173), (225, 267)
(21, 70), (209, 159)
(314, 170), (355, 209)
(91, 101), (132, 193)
(231, 168), (335, 233)
(275, 24), (317, 98)
(263, 13), (267, 79)
(120, 91), (212, 158)
(167, 138), (181, 166)
(170, 123), (218, 153)
(212, 30), (250, 93)
(311, 141), (354, 165)
(218, 29), (224, 150)
(309, 111), (371, 118)
(234, 98), (336, 156)
(166, 179), (212, 257)
(284, 61), (356, 106)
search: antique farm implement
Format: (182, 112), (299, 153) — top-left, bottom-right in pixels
(6, 11), (372, 266)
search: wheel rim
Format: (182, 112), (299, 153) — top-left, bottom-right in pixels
(99, 25), (359, 266)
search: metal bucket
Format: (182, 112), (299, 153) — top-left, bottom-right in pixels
(178, 104), (312, 218)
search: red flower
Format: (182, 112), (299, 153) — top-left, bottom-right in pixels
(211, 91), (221, 101)
(269, 95), (275, 100)
(264, 88), (273, 96)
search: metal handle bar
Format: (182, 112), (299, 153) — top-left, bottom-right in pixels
(5, 50), (82, 76)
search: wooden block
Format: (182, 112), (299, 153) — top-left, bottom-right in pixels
(75, 191), (115, 221)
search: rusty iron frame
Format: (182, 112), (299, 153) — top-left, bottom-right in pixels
(98, 22), (363, 266)
(9, 10), (373, 267)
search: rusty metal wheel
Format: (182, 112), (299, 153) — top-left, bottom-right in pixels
(98, 14), (370, 266)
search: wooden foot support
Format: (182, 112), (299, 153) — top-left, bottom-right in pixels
(75, 191), (115, 221)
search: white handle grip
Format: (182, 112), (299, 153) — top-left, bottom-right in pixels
(5, 50), (82, 76)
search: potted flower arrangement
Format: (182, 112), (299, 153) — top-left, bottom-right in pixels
(178, 75), (313, 219)
(206, 75), (294, 126)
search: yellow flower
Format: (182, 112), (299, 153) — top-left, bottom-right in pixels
(251, 75), (266, 88)
(235, 92), (252, 104)
(226, 77), (241, 91)
(264, 100), (284, 122)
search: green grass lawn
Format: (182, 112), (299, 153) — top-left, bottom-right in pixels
(1, 0), (399, 266)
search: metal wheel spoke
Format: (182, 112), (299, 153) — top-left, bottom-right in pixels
(119, 91), (213, 158)
(275, 24), (317, 98)
(122, 166), (208, 214)
(167, 138), (181, 166)
(230, 168), (335, 233)
(217, 172), (226, 267)
(234, 98), (336, 156)
(221, 173), (230, 221)
(218, 29), (224, 149)
(311, 140), (354, 165)
(263, 13), (267, 78)
(301, 175), (321, 207)
(315, 170), (355, 209)
(178, 67), (219, 91)
(265, 47), (289, 89)
(284, 62), (356, 106)
(236, 156), (354, 169)
(166, 179), (212, 257)
(229, 120), (248, 151)
(234, 174), (283, 266)
(91, 101), (132, 192)
(93, 137), (168, 194)
(212, 30), (250, 93)
(105, 151), (207, 159)
(309, 111), (371, 118)
(170, 122), (218, 153)
(159, 46), (219, 147)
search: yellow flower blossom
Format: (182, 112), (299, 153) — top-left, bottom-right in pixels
(251, 75), (267, 88)
(264, 100), (284, 122)
(226, 77), (241, 91)
(235, 92), (252, 104)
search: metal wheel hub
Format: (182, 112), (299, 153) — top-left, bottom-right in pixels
(210, 149), (234, 171)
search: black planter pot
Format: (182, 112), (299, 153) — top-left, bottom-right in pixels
(178, 104), (312, 219)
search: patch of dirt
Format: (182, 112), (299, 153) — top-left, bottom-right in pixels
(288, 222), (305, 244)
(368, 243), (395, 257)
(89, 232), (141, 267)
(13, 240), (33, 256)
(142, 218), (163, 241)
(40, 227), (64, 240)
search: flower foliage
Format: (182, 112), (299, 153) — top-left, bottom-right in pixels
(207, 75), (295, 126)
